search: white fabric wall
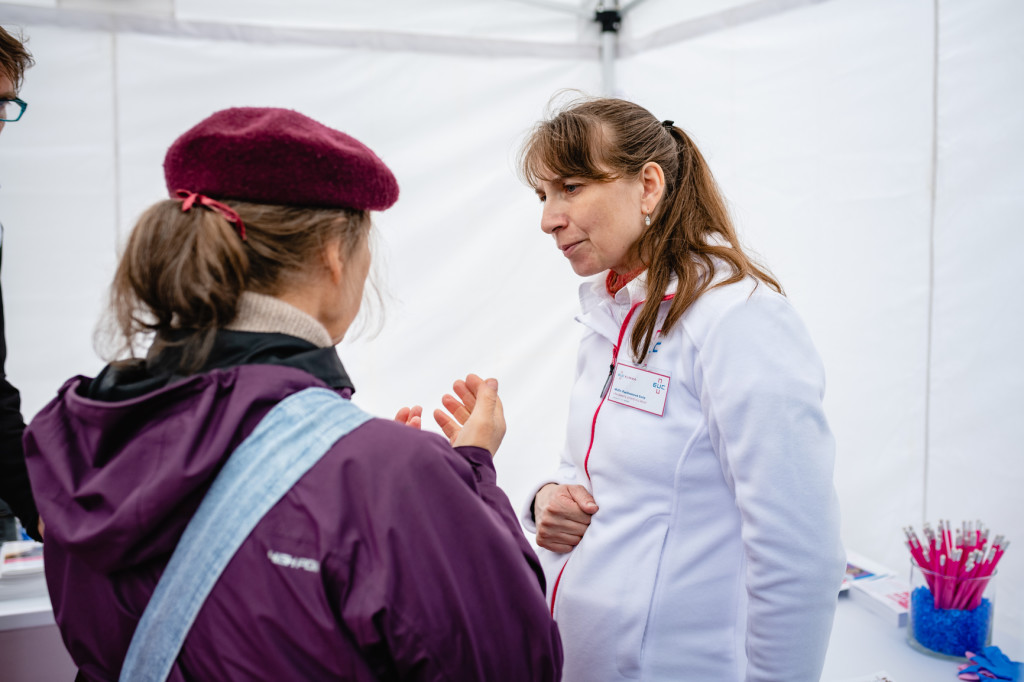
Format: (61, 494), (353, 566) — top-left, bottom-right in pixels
(928, 0), (1024, 655)
(621, 0), (934, 598)
(621, 0), (1023, 655)
(1, 17), (598, 540)
(2, 26), (119, 403)
(1, 0), (1021, 660)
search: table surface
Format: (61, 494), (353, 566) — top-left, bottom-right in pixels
(823, 594), (966, 681)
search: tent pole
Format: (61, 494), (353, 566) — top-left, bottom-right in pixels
(595, 3), (622, 96)
(601, 30), (616, 96)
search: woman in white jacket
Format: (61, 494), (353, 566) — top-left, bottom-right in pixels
(519, 97), (846, 682)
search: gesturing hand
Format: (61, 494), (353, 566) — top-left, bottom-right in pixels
(533, 483), (599, 553)
(394, 405), (423, 429)
(433, 374), (506, 456)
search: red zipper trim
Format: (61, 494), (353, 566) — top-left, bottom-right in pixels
(583, 295), (674, 480)
(550, 557), (570, 616)
(552, 292), (675, 617)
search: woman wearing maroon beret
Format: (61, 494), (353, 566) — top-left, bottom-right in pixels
(23, 107), (563, 682)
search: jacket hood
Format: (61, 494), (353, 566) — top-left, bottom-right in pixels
(24, 364), (326, 573)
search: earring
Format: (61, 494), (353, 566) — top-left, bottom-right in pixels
(644, 214), (651, 227)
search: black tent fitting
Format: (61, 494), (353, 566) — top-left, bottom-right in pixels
(595, 8), (622, 33)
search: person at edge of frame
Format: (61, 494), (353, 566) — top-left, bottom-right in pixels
(0, 24), (42, 542)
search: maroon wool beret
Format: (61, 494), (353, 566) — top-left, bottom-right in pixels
(164, 107), (399, 211)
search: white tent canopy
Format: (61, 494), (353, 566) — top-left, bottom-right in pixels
(2, 0), (1022, 660)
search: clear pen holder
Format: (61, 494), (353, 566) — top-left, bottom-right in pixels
(906, 563), (995, 660)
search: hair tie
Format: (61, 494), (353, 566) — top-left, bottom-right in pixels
(661, 119), (675, 129)
(174, 189), (247, 241)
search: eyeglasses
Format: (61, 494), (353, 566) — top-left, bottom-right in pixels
(0, 98), (27, 122)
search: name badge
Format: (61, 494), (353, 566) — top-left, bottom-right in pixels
(607, 363), (670, 416)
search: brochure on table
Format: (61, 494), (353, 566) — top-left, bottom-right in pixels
(843, 549), (910, 628)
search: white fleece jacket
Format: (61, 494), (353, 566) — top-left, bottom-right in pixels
(522, 272), (845, 682)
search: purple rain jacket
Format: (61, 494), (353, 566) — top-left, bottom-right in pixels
(24, 331), (563, 681)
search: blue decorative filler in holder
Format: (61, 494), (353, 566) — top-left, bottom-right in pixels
(908, 585), (992, 657)
(903, 520), (1006, 661)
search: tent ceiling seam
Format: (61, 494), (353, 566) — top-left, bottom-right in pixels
(3, 0), (848, 60)
(620, 0), (654, 15)
(619, 0), (836, 57)
(505, 0), (593, 20)
(0, 4), (599, 60)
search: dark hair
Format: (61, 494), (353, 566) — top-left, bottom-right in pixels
(0, 26), (34, 90)
(520, 96), (782, 362)
(109, 200), (370, 372)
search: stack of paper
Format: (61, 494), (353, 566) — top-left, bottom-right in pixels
(843, 550), (909, 628)
(0, 540), (44, 578)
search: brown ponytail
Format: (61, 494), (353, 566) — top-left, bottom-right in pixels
(520, 96), (782, 363)
(108, 199), (369, 372)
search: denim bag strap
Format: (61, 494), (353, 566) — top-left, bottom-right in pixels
(119, 387), (372, 682)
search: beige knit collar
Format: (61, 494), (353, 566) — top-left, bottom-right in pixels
(226, 292), (333, 348)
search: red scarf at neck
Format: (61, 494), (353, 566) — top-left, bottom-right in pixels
(605, 267), (645, 296)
